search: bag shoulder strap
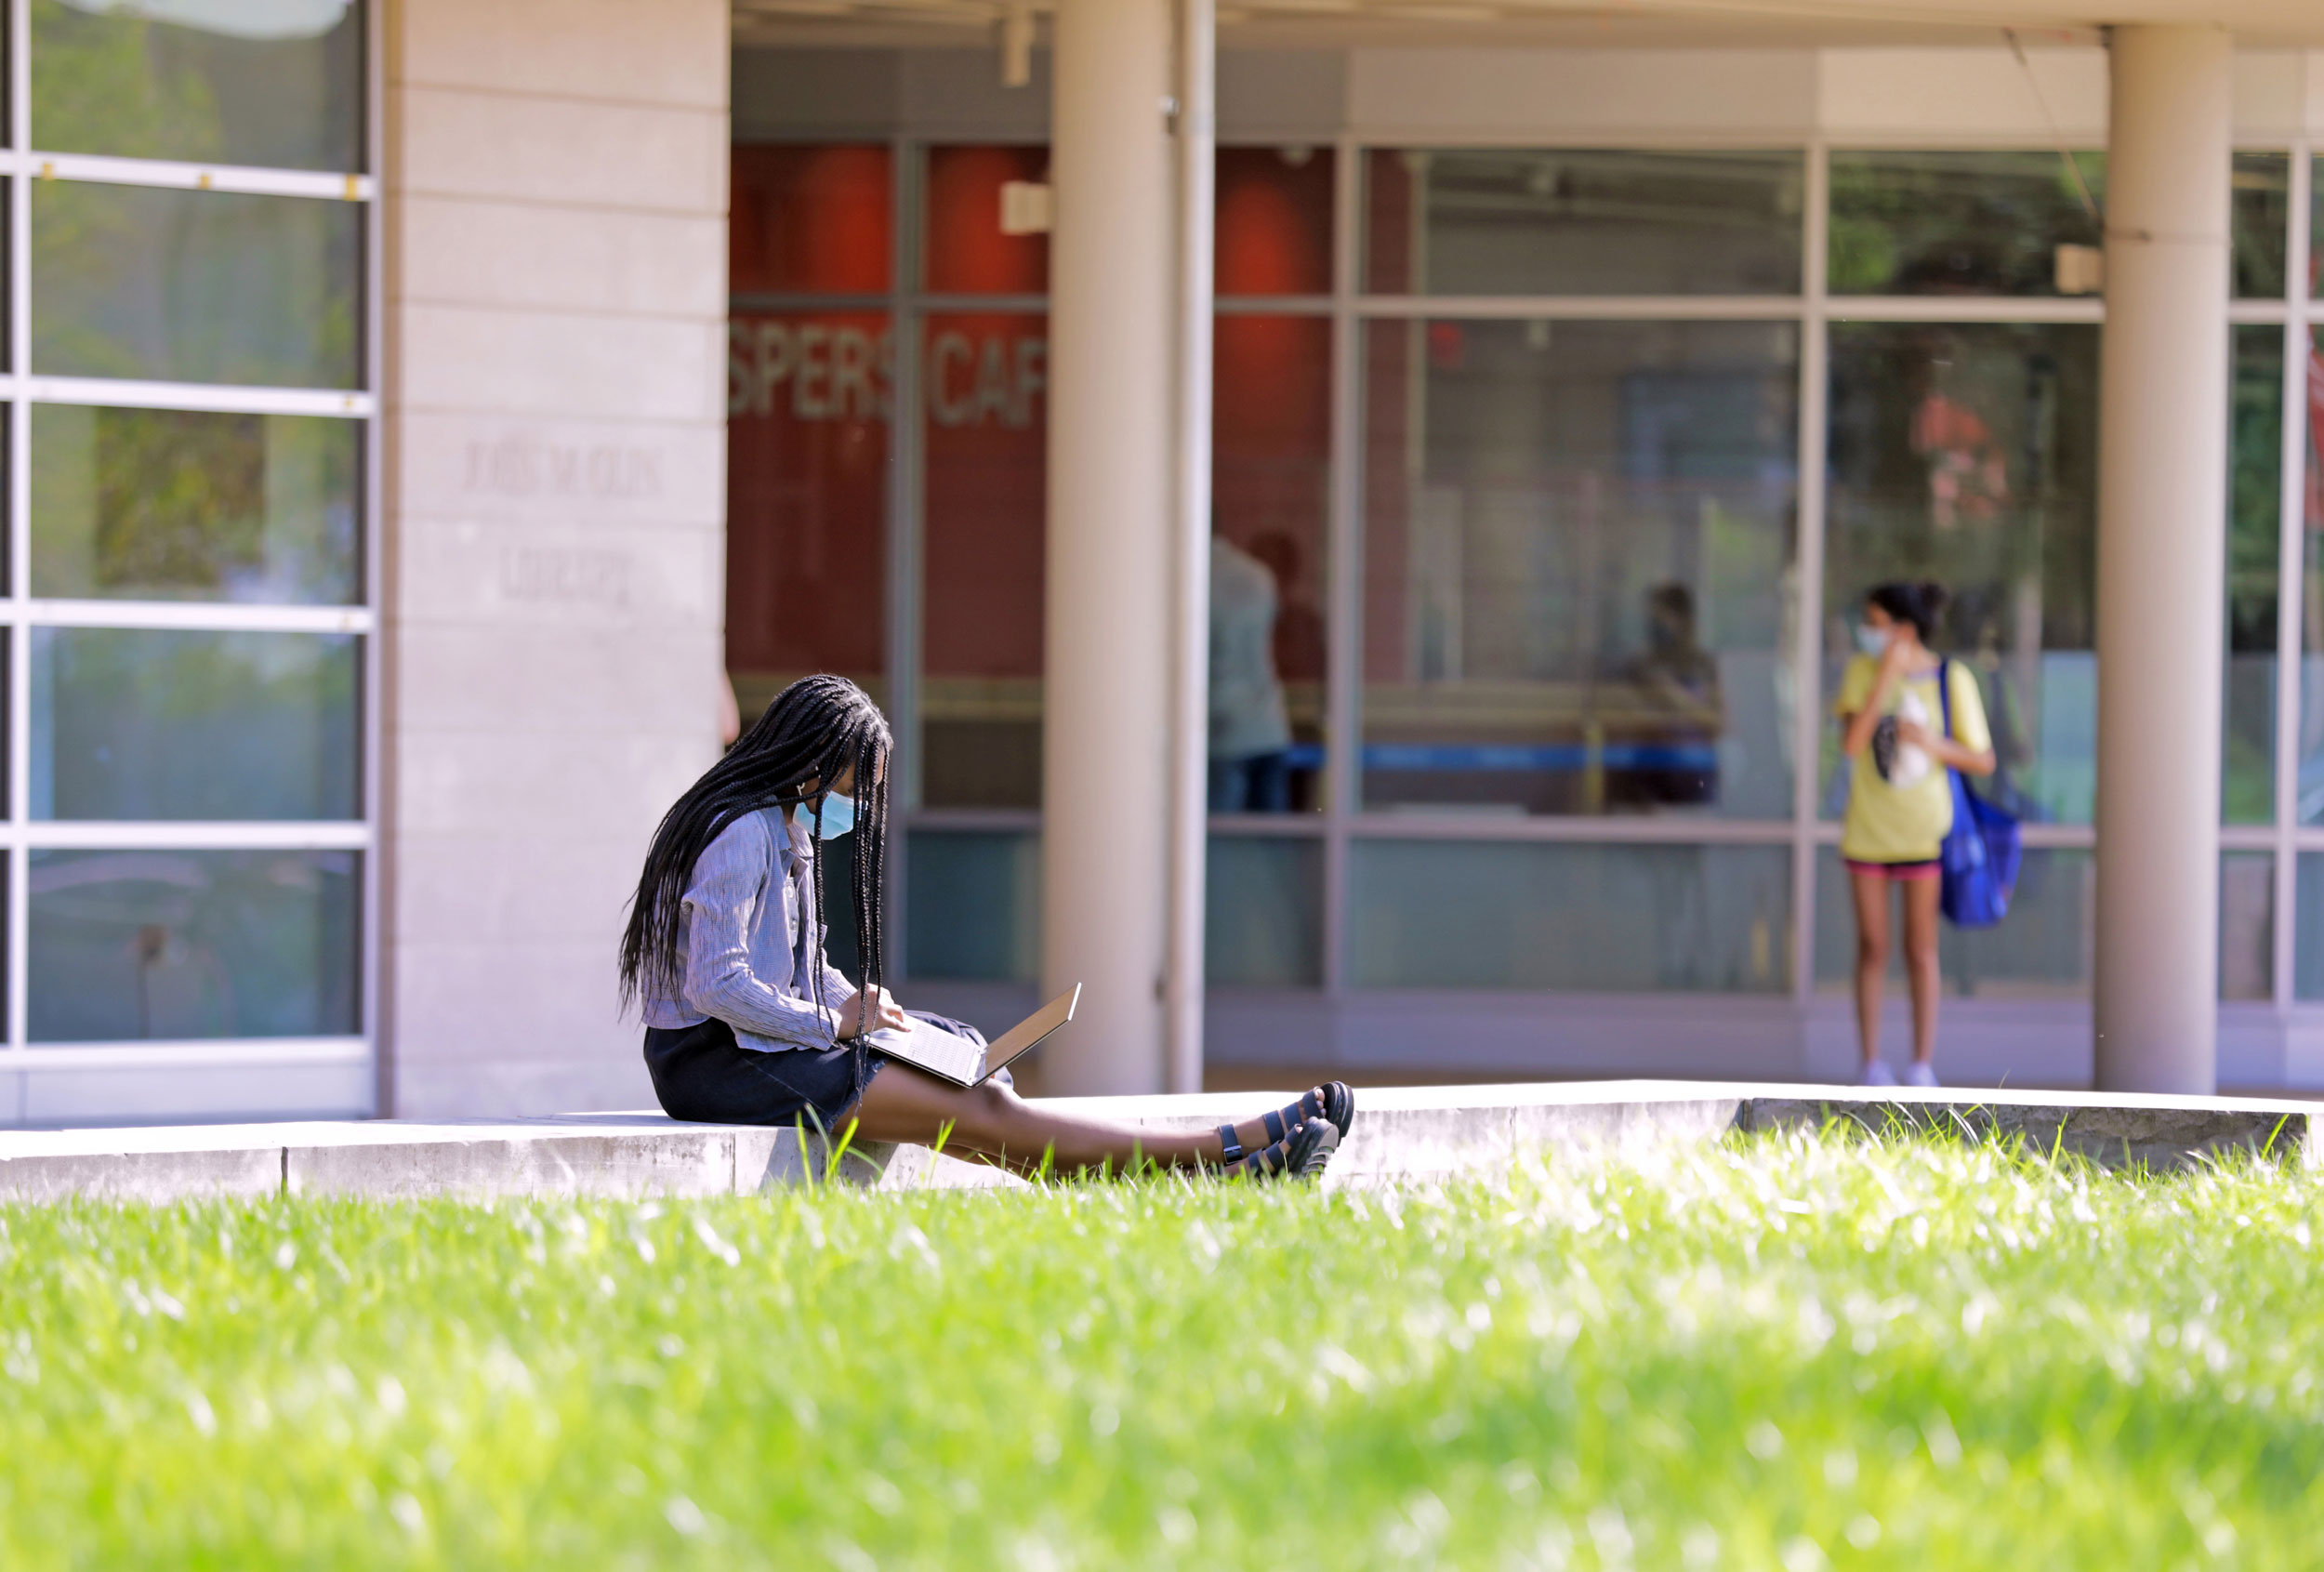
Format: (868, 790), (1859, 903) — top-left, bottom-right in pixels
(1936, 657), (1955, 742)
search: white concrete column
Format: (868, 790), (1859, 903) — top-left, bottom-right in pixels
(1165, 0), (1216, 1097)
(2093, 25), (2232, 1094)
(1041, 0), (1175, 1093)
(381, 0), (731, 1116)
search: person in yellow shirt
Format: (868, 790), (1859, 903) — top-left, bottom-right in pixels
(1833, 582), (1996, 1089)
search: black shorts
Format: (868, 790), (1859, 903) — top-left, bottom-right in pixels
(641, 1011), (990, 1129)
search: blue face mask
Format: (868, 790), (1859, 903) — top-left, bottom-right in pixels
(810, 791), (855, 840)
(1855, 623), (1891, 659)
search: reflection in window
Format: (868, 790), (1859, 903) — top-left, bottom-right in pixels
(2225, 326), (2281, 824)
(1217, 146), (1334, 297)
(731, 145), (892, 296)
(1829, 151), (2104, 297)
(725, 310), (890, 720)
(32, 405), (360, 604)
(905, 830), (1038, 984)
(2231, 152), (2289, 300)
(1362, 318), (1797, 818)
(2295, 855), (2324, 999)
(2220, 852), (2274, 1002)
(1207, 836), (1323, 986)
(2313, 156), (2324, 299)
(1833, 149), (2282, 300)
(2299, 329), (2324, 822)
(1814, 847), (2091, 998)
(1213, 315), (1329, 812)
(1367, 149), (1802, 296)
(33, 627), (360, 821)
(33, 182), (361, 387)
(921, 313), (1047, 807)
(32, 0), (363, 172)
(1824, 323), (2099, 825)
(28, 849), (360, 1041)
(1348, 839), (1789, 992)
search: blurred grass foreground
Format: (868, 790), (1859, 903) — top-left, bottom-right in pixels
(4, 1130), (2321, 1568)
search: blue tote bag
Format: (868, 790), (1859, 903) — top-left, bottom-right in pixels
(1936, 659), (2021, 928)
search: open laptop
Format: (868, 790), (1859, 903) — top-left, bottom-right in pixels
(865, 984), (1080, 1088)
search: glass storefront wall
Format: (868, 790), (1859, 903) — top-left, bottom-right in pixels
(1820, 321), (2099, 826)
(7, 2), (376, 1097)
(727, 130), (2324, 1045)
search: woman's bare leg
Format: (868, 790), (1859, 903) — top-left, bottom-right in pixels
(1901, 874), (1943, 1065)
(1850, 869), (1891, 1068)
(838, 1060), (1297, 1177)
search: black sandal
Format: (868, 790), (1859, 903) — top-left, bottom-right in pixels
(1218, 1081), (1353, 1166)
(1223, 1116), (1338, 1181)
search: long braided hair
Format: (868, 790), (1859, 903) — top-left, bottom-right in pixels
(619, 675), (891, 1039)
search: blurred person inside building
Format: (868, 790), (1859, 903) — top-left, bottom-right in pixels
(1208, 529), (1294, 812)
(1617, 581), (1723, 809)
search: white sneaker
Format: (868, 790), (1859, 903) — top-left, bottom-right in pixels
(1858, 1060), (1897, 1087)
(1904, 1062), (1939, 1089)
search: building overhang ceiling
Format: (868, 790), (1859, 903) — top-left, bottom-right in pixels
(733, 0), (2324, 51)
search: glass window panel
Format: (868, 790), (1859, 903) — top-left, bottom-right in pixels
(2294, 854), (2324, 1000)
(1361, 318), (1798, 818)
(731, 145), (892, 296)
(1829, 150), (2104, 297)
(905, 830), (1037, 984)
(2220, 852), (2274, 1002)
(33, 180), (361, 387)
(1217, 145), (1334, 297)
(2313, 155), (2324, 299)
(1366, 149), (1802, 297)
(726, 310), (889, 721)
(1348, 839), (1789, 992)
(2225, 326), (2281, 824)
(1214, 314), (1329, 812)
(2231, 152), (2289, 300)
(1813, 847), (2093, 999)
(28, 849), (359, 1041)
(1823, 323), (2099, 826)
(2299, 328), (2324, 823)
(1207, 836), (1323, 987)
(925, 145), (1050, 296)
(33, 627), (359, 820)
(922, 312), (1045, 808)
(32, 0), (363, 172)
(32, 404), (360, 604)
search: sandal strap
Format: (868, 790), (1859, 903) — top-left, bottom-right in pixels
(1216, 1123), (1245, 1164)
(1261, 1107), (1287, 1146)
(1275, 1082), (1351, 1141)
(1227, 1132), (1287, 1178)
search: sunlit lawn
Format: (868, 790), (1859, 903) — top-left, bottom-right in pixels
(3, 1131), (2319, 1568)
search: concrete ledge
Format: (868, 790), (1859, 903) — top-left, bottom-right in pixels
(0, 1080), (2312, 1203)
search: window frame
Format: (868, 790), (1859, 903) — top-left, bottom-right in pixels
(0, 0), (380, 1109)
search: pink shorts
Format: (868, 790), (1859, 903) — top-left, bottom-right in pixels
(1845, 858), (1940, 881)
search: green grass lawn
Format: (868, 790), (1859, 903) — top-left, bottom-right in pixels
(4, 1131), (2321, 1568)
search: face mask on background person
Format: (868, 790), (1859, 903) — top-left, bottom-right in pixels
(1856, 624), (1891, 659)
(812, 792), (855, 839)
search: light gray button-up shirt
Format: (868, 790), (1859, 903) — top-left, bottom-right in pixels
(640, 807), (856, 1052)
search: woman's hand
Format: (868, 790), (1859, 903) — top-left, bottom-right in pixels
(833, 985), (908, 1040)
(1896, 719), (1934, 751)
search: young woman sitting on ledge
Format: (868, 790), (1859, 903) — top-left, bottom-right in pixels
(619, 675), (1350, 1180)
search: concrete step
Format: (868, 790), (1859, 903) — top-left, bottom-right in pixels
(0, 1080), (2312, 1204)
